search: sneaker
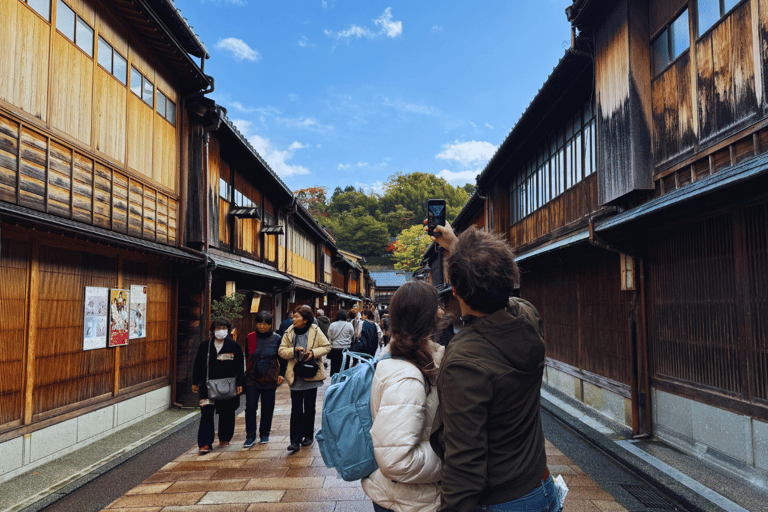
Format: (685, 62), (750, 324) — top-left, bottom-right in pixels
(287, 443), (300, 453)
(259, 436), (269, 444)
(300, 437), (313, 447)
(218, 441), (230, 448)
(243, 437), (256, 448)
(198, 445), (211, 454)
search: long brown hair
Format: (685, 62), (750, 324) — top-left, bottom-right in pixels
(388, 280), (439, 392)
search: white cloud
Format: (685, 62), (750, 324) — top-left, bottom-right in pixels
(356, 162), (368, 167)
(298, 36), (317, 49)
(431, 25), (444, 33)
(356, 181), (386, 195)
(485, 123), (494, 129)
(316, 144), (322, 148)
(325, 7), (402, 42)
(383, 97), (440, 116)
(436, 140), (496, 166)
(288, 93), (300, 102)
(470, 122), (477, 128)
(230, 119), (310, 178)
(338, 163), (352, 170)
(208, 0), (247, 5)
(216, 38), (260, 62)
(276, 116), (334, 133)
(437, 169), (478, 187)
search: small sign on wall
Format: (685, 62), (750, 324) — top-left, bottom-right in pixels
(83, 287), (109, 350)
(109, 289), (130, 347)
(129, 285), (147, 339)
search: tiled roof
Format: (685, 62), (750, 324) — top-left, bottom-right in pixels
(369, 271), (408, 288)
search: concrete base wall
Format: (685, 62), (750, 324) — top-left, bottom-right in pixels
(652, 388), (768, 477)
(543, 366), (632, 427)
(0, 386), (170, 483)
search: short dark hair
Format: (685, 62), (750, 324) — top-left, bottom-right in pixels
(335, 309), (348, 322)
(362, 309), (374, 319)
(295, 305), (314, 324)
(210, 317), (232, 333)
(446, 226), (519, 314)
(254, 311), (273, 325)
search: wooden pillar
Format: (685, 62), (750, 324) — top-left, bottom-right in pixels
(23, 242), (40, 424)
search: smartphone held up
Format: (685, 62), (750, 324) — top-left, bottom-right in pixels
(427, 199), (446, 237)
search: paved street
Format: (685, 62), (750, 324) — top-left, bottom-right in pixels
(100, 383), (628, 512)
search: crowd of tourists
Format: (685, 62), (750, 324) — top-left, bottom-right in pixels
(191, 221), (561, 512)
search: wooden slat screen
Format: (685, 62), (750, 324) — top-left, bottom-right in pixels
(744, 202), (768, 403)
(34, 246), (116, 415)
(0, 237), (28, 426)
(120, 259), (171, 389)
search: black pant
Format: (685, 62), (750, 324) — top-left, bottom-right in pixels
(328, 348), (351, 376)
(244, 385), (276, 439)
(197, 397), (238, 448)
(289, 388), (318, 444)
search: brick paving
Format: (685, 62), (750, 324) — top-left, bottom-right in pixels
(104, 383), (627, 512)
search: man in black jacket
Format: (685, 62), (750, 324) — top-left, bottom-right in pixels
(428, 224), (555, 512)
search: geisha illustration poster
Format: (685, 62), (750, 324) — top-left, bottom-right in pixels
(129, 285), (147, 340)
(109, 289), (130, 347)
(83, 287), (109, 350)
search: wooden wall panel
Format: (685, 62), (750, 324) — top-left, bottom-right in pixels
(91, 162), (110, 228)
(153, 113), (176, 190)
(0, 0), (19, 109)
(128, 179), (143, 238)
(143, 187), (156, 240)
(72, 151), (93, 224)
(0, 114), (18, 203)
(33, 246), (116, 415)
(156, 193), (168, 244)
(127, 94), (153, 179)
(208, 136), (222, 246)
(0, 237), (28, 427)
(49, 34), (93, 145)
(653, 54), (694, 164)
(12, 6), (49, 121)
(93, 68), (126, 164)
(48, 140), (72, 218)
(168, 199), (177, 245)
(19, 127), (46, 211)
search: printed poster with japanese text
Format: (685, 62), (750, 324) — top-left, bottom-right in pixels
(83, 287), (108, 350)
(109, 289), (130, 347)
(129, 285), (147, 340)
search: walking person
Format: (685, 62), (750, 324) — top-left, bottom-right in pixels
(361, 280), (444, 512)
(363, 309), (383, 349)
(278, 305), (331, 453)
(351, 309), (379, 358)
(428, 223), (557, 512)
(327, 309), (354, 376)
(276, 308), (294, 339)
(315, 308), (331, 338)
(243, 311), (285, 448)
(380, 313), (390, 346)
(191, 317), (244, 454)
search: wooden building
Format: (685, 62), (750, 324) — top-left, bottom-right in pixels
(432, 0), (768, 481)
(0, 0), (212, 482)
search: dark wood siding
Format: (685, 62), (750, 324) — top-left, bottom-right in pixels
(0, 235), (28, 428)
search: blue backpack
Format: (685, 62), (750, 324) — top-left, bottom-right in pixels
(351, 321), (378, 354)
(316, 351), (391, 481)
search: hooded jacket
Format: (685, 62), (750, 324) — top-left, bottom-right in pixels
(361, 343), (444, 512)
(278, 323), (331, 386)
(430, 298), (547, 512)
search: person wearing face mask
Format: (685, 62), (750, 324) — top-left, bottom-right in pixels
(192, 317), (244, 454)
(243, 311), (286, 448)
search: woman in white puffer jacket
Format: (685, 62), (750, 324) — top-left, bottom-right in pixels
(361, 280), (445, 512)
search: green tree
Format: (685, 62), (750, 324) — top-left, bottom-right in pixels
(380, 172), (469, 227)
(463, 183), (476, 196)
(327, 186), (379, 217)
(391, 224), (432, 271)
(295, 186), (328, 218)
(211, 292), (246, 321)
(323, 207), (389, 257)
(384, 204), (415, 237)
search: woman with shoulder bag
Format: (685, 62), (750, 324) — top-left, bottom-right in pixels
(243, 311), (286, 448)
(191, 318), (244, 455)
(362, 281), (444, 512)
(278, 305), (331, 453)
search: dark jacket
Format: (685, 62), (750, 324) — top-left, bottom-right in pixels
(192, 337), (245, 399)
(430, 298), (547, 512)
(276, 317), (293, 340)
(245, 331), (286, 387)
(316, 315), (331, 337)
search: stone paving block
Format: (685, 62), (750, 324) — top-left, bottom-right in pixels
(232, 449), (288, 460)
(246, 503), (335, 511)
(547, 455), (573, 466)
(174, 459), (246, 471)
(198, 490), (284, 504)
(212, 467), (288, 480)
(108, 491), (205, 508)
(125, 482), (173, 495)
(162, 505), (249, 512)
(165, 479), (249, 493)
(564, 486), (614, 500)
(323, 477), (361, 488)
(281, 487), (368, 501)
(106, 508), (162, 512)
(143, 470), (217, 483)
(285, 465), (339, 477)
(549, 464), (578, 475)
(592, 500), (629, 511)
(564, 475), (600, 487)
(332, 501), (377, 512)
(158, 461), (181, 471)
(562, 500), (601, 511)
(243, 476), (324, 490)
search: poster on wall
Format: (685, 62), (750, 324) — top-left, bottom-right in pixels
(250, 294), (261, 313)
(109, 288), (130, 347)
(129, 285), (147, 340)
(83, 287), (109, 350)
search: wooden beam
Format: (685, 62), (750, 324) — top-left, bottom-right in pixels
(23, 242), (40, 424)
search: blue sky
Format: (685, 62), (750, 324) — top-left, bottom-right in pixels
(181, 0), (573, 195)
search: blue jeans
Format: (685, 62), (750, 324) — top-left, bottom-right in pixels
(372, 503), (394, 512)
(474, 475), (561, 512)
(244, 385), (276, 439)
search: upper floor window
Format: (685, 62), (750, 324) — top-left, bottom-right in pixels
(56, 0), (93, 57)
(698, 0), (741, 35)
(156, 90), (176, 125)
(651, 8), (689, 76)
(219, 178), (231, 200)
(97, 37), (127, 85)
(25, 0), (51, 21)
(130, 66), (154, 107)
(233, 188), (255, 208)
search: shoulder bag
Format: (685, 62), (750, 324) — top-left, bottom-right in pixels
(206, 339), (238, 401)
(293, 331), (319, 379)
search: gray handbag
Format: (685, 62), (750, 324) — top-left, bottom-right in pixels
(205, 339), (238, 401)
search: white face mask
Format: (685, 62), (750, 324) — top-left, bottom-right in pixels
(214, 329), (228, 340)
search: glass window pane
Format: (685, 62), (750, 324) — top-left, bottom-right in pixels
(156, 91), (166, 118)
(76, 17), (93, 56)
(97, 36), (112, 72)
(130, 66), (142, 97)
(651, 30), (670, 75)
(56, 0), (75, 41)
(670, 9), (689, 59)
(575, 132), (583, 181)
(698, 0), (720, 35)
(142, 77), (154, 107)
(28, 0), (51, 21)
(166, 100), (176, 125)
(220, 178), (228, 199)
(113, 52), (127, 85)
(724, 0), (740, 13)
